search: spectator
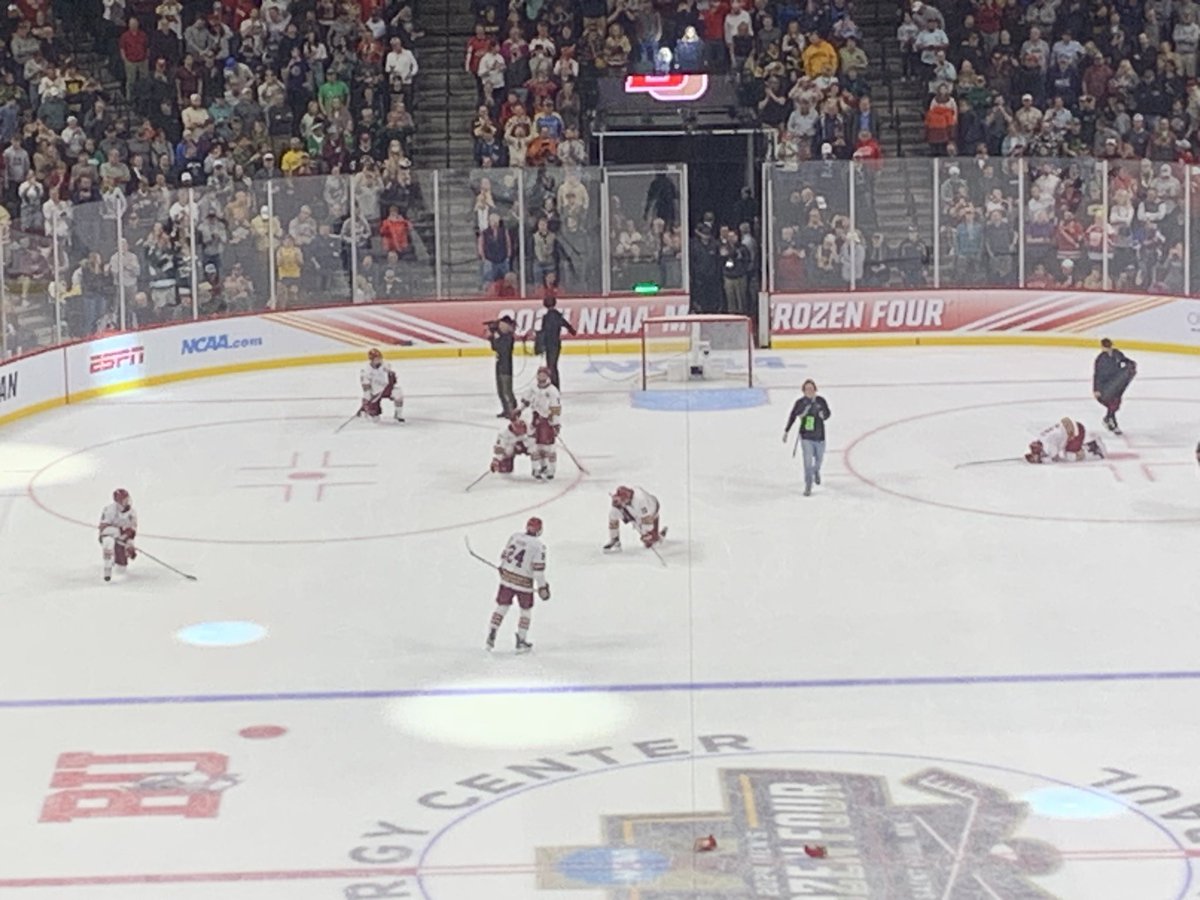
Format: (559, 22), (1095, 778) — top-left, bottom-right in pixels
(925, 84), (958, 156)
(379, 205), (413, 257)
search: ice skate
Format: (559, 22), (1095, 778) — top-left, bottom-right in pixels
(603, 537), (621, 552)
(804, 485), (812, 496)
(515, 636), (533, 653)
(486, 628), (497, 650)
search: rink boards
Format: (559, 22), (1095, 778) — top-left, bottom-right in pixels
(2, 288), (1199, 428)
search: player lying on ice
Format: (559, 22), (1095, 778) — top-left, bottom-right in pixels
(603, 486), (667, 552)
(1026, 418), (1107, 464)
(359, 348), (405, 423)
(99, 488), (138, 582)
(491, 413), (532, 476)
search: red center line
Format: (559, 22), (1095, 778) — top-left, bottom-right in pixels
(5, 849), (1200, 888)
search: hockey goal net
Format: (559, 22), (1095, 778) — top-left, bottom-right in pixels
(639, 315), (753, 390)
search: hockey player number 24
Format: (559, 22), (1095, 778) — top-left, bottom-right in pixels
(502, 544), (526, 566)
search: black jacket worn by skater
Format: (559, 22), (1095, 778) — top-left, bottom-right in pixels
(1093, 347), (1135, 397)
(786, 396), (832, 442)
(538, 307), (576, 348)
(490, 331), (514, 375)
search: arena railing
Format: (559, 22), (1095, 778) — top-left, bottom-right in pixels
(0, 164), (690, 361)
(764, 157), (1195, 296)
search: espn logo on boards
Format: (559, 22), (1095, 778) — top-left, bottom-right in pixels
(89, 346), (145, 374)
(624, 74), (710, 102)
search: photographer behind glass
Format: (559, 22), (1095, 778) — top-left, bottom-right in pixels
(484, 314), (518, 417)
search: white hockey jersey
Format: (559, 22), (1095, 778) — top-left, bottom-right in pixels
(361, 362), (398, 399)
(615, 488), (660, 535)
(494, 424), (530, 460)
(99, 502), (138, 539)
(498, 531), (547, 591)
(522, 383), (562, 425)
(1038, 419), (1084, 461)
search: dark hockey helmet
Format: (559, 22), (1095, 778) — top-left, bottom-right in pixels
(368, 348), (383, 365)
(536, 366), (551, 384)
(526, 516), (543, 536)
(113, 488), (131, 507)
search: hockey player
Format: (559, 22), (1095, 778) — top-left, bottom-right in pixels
(491, 412), (532, 475)
(521, 366), (561, 480)
(1093, 338), (1135, 434)
(1025, 417), (1107, 463)
(99, 488), (138, 582)
(359, 348), (405, 422)
(487, 517), (549, 652)
(604, 485), (667, 552)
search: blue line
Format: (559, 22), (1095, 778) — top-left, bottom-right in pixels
(4, 667), (1200, 710)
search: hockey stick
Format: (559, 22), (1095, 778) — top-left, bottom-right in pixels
(334, 393), (383, 434)
(465, 469), (491, 492)
(646, 541), (667, 568)
(954, 457), (1022, 469)
(464, 536), (498, 571)
(556, 435), (589, 474)
(124, 544), (198, 581)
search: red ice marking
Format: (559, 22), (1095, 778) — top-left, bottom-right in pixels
(40, 752), (230, 823)
(286, 471), (326, 480)
(27, 416), (586, 544)
(238, 725), (287, 739)
(4, 849), (1200, 888)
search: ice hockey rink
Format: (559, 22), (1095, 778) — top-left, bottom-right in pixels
(1, 343), (1199, 899)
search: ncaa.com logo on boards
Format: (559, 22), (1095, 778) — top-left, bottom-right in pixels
(89, 345), (145, 375)
(180, 334), (264, 355)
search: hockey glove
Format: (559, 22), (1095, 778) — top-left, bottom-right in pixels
(537, 584), (551, 601)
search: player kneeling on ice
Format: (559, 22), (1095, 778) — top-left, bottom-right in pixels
(99, 488), (138, 582)
(491, 413), (532, 475)
(521, 367), (561, 480)
(604, 485), (667, 552)
(1026, 417), (1106, 464)
(359, 348), (404, 422)
(488, 517), (549, 653)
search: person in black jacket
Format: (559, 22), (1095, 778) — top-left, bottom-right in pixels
(486, 315), (518, 417)
(536, 293), (576, 389)
(1092, 338), (1136, 434)
(782, 379), (831, 496)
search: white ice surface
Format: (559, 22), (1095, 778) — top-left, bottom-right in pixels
(0, 345), (1198, 898)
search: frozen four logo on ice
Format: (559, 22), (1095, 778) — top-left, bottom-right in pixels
(180, 334), (264, 355)
(88, 346), (144, 374)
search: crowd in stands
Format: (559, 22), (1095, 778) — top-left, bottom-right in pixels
(906, 0), (1197, 291)
(1, 0), (427, 351)
(770, 0), (1200, 294)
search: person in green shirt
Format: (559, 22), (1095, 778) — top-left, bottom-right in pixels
(317, 71), (349, 118)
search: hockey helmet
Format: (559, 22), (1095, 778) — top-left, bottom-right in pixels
(612, 485), (634, 506)
(368, 348), (383, 366)
(113, 488), (131, 507)
(536, 366), (551, 385)
(526, 516), (543, 537)
(509, 414), (528, 436)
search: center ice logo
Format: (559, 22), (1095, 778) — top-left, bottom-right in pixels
(536, 766), (1059, 897)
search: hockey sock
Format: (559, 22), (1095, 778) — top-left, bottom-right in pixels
(490, 606), (509, 631)
(517, 611), (532, 640)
